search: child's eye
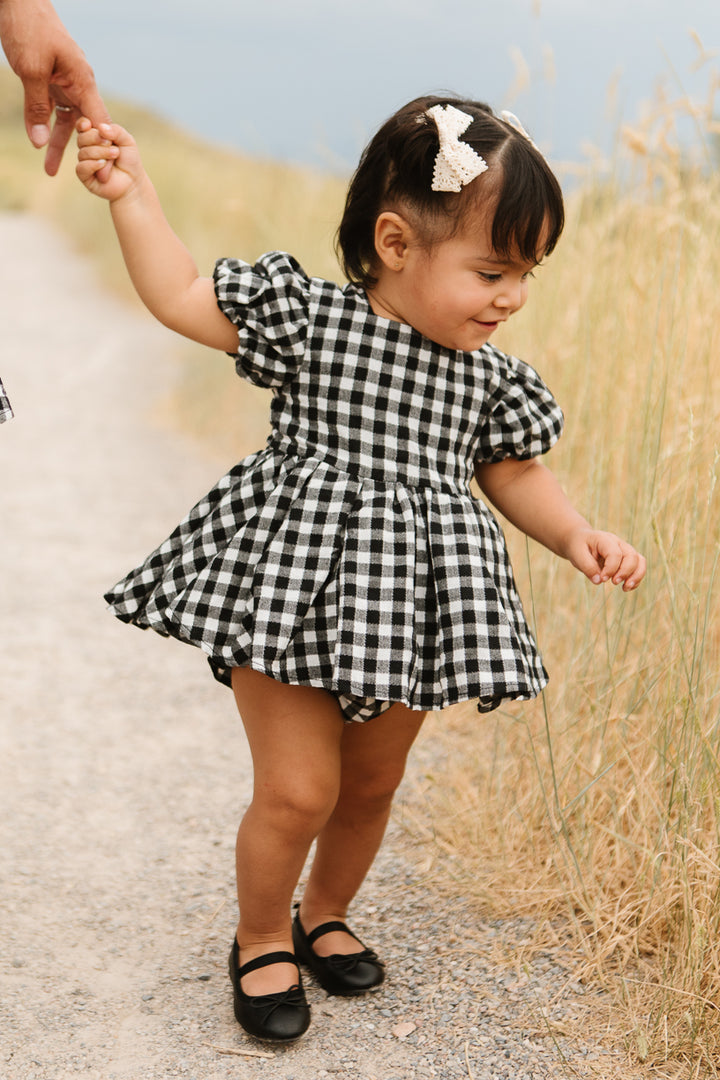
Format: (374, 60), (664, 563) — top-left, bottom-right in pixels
(478, 272), (502, 283)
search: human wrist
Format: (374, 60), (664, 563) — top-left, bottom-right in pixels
(556, 517), (593, 562)
(108, 169), (153, 207)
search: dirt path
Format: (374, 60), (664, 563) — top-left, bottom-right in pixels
(0, 213), (248, 1078)
(0, 214), (625, 1080)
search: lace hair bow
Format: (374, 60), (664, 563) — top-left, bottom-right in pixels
(426, 104), (488, 193)
(500, 110), (540, 151)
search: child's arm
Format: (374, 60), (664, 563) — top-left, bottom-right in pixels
(474, 457), (646, 591)
(75, 119), (238, 352)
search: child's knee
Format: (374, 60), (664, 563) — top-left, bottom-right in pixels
(255, 774), (340, 835)
(342, 763), (406, 811)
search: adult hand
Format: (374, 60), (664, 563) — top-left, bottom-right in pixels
(0, 0), (110, 175)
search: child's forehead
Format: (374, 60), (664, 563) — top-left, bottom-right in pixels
(453, 204), (548, 265)
(452, 213), (494, 250)
(443, 217), (546, 267)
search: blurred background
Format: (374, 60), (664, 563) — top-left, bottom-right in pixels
(40, 0), (720, 172)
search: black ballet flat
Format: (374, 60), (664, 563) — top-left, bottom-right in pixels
(228, 939), (311, 1043)
(292, 911), (385, 996)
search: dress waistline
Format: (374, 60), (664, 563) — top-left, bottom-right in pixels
(266, 434), (469, 499)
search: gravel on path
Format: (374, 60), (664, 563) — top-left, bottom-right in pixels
(0, 214), (626, 1080)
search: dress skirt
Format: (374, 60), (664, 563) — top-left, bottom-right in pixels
(105, 252), (564, 722)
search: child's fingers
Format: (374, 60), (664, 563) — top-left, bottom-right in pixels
(76, 154), (116, 185)
(77, 127), (113, 150)
(616, 549), (646, 591)
(96, 121), (134, 147)
(573, 532), (646, 591)
(596, 538), (646, 590)
(77, 142), (118, 163)
(76, 129), (98, 148)
(596, 541), (625, 582)
(77, 121), (132, 148)
(76, 157), (108, 184)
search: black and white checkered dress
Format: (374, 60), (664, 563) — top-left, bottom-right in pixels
(106, 252), (564, 722)
(0, 376), (13, 423)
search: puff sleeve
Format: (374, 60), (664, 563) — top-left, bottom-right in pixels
(475, 345), (564, 462)
(213, 251), (310, 388)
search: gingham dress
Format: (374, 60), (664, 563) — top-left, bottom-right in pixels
(0, 376), (13, 423)
(105, 252), (564, 722)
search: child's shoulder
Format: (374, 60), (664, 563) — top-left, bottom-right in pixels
(478, 341), (528, 381)
(216, 250), (308, 284)
(479, 342), (563, 416)
(213, 251), (361, 361)
(481, 340), (546, 382)
(215, 250), (351, 303)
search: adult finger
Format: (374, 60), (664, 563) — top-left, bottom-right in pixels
(22, 74), (54, 149)
(49, 67), (110, 128)
(46, 80), (111, 177)
(73, 80), (111, 131)
(43, 102), (78, 176)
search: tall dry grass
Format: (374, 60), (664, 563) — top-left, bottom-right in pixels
(407, 72), (720, 1077)
(3, 57), (720, 1075)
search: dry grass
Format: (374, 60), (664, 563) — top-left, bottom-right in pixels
(3, 57), (720, 1076)
(408, 71), (720, 1078)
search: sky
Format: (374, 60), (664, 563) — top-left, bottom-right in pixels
(17, 1), (720, 173)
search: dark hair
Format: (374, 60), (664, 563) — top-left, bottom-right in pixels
(336, 95), (564, 288)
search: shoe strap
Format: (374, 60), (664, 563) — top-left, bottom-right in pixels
(238, 949), (299, 977)
(306, 920), (360, 948)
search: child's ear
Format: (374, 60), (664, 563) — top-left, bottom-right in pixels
(373, 211), (415, 271)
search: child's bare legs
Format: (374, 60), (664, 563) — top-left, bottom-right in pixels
(298, 701), (425, 955)
(231, 668), (345, 994)
(231, 668), (425, 992)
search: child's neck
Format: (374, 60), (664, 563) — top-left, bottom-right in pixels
(365, 274), (410, 327)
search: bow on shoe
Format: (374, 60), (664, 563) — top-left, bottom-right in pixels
(324, 947), (384, 975)
(292, 912), (386, 995)
(245, 984), (308, 1020)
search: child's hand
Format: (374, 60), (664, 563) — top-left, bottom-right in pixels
(76, 119), (142, 201)
(565, 528), (646, 592)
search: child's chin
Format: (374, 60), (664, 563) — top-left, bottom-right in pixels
(468, 326), (496, 349)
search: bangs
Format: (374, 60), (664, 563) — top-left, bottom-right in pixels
(480, 138), (564, 261)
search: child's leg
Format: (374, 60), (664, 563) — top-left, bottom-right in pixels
(299, 702), (426, 955)
(231, 667), (346, 994)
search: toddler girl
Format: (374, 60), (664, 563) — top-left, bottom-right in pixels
(76, 96), (645, 1043)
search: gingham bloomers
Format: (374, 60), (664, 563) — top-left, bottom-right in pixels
(105, 252), (564, 722)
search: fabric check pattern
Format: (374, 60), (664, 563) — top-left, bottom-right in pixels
(105, 252), (564, 721)
(0, 376), (13, 423)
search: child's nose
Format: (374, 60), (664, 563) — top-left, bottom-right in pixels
(494, 278), (526, 312)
